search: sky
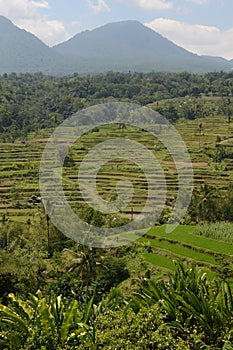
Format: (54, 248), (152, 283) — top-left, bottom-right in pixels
(0, 0), (232, 59)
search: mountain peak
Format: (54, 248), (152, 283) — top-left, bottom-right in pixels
(0, 17), (231, 75)
(54, 19), (183, 55)
(98, 19), (142, 27)
(53, 20), (232, 74)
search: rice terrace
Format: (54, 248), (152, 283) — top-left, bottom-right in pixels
(1, 71), (233, 349)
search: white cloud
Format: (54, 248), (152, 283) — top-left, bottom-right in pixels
(17, 18), (70, 46)
(0, 0), (49, 18)
(185, 0), (208, 4)
(121, 0), (173, 10)
(87, 0), (111, 13)
(145, 18), (233, 59)
(71, 20), (81, 28)
(31, 0), (50, 9)
(0, 0), (70, 46)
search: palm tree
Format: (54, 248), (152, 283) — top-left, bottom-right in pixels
(62, 245), (106, 302)
(198, 122), (203, 149)
(1, 214), (7, 249)
(192, 184), (217, 223)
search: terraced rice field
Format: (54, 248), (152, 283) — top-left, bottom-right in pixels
(0, 113), (233, 224)
(139, 225), (233, 278)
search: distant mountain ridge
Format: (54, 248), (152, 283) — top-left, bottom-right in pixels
(53, 20), (232, 74)
(54, 20), (189, 56)
(0, 16), (66, 75)
(0, 16), (232, 75)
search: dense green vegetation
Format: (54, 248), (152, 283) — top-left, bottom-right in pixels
(194, 222), (233, 244)
(1, 71), (233, 141)
(0, 261), (232, 349)
(1, 71), (233, 348)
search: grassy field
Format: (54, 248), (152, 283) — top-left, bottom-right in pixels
(143, 252), (176, 272)
(137, 224), (233, 277)
(145, 225), (233, 255)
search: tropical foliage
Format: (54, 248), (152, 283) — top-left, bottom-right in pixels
(0, 262), (232, 349)
(0, 291), (95, 349)
(130, 261), (233, 348)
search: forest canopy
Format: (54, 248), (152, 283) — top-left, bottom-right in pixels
(0, 71), (233, 141)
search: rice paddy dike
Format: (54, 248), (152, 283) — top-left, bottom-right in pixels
(1, 96), (233, 277)
(1, 101), (233, 221)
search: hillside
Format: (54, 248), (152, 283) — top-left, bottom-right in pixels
(0, 71), (233, 349)
(0, 16), (66, 75)
(53, 20), (232, 74)
(0, 71), (233, 225)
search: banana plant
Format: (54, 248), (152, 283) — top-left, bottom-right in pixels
(0, 290), (94, 349)
(130, 261), (233, 347)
